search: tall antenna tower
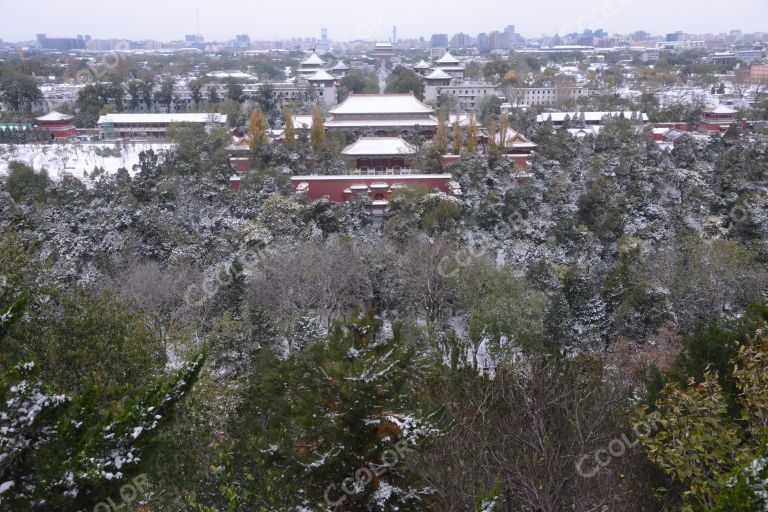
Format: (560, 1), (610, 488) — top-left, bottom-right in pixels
(196, 5), (201, 38)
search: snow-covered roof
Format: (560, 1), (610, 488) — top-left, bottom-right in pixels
(207, 71), (257, 80)
(98, 113), (227, 125)
(300, 53), (325, 66)
(341, 136), (417, 156)
(413, 60), (431, 69)
(307, 69), (336, 81)
(36, 111), (73, 122)
(332, 60), (350, 70)
(536, 111), (648, 123)
(424, 68), (452, 80)
(435, 52), (459, 65)
(494, 129), (536, 147)
(325, 117), (438, 128)
(704, 104), (738, 114)
(375, 42), (393, 48)
(329, 93), (434, 115)
(291, 174), (452, 181)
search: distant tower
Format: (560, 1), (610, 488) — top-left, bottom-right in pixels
(392, 26), (397, 44)
(321, 27), (328, 43)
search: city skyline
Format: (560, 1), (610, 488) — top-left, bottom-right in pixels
(1, 0), (767, 43)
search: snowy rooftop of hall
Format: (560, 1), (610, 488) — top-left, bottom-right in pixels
(704, 104), (738, 114)
(332, 60), (350, 70)
(206, 71), (257, 80)
(341, 136), (417, 156)
(434, 51), (460, 65)
(300, 53), (325, 66)
(307, 70), (336, 81)
(329, 93), (435, 115)
(493, 130), (537, 147)
(97, 113), (227, 124)
(424, 68), (452, 80)
(36, 111), (73, 122)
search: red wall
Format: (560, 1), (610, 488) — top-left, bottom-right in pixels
(38, 120), (77, 138)
(292, 176), (453, 202)
(230, 157), (251, 173)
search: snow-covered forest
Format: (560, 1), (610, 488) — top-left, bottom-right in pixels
(2, 117), (768, 511)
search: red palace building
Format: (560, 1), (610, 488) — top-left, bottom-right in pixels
(341, 136), (417, 174)
(700, 105), (738, 133)
(325, 93), (439, 139)
(291, 174), (461, 214)
(35, 111), (76, 139)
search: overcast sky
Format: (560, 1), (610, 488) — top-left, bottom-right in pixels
(1, 0), (767, 42)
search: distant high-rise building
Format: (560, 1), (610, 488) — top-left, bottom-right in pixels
(185, 34), (204, 44)
(321, 27), (328, 43)
(503, 25), (516, 48)
(430, 33), (449, 48)
(235, 34), (250, 49)
(489, 31), (508, 50)
(477, 32), (490, 51)
(632, 30), (651, 42)
(450, 32), (471, 48)
(392, 26), (397, 44)
(36, 34), (86, 51)
(666, 31), (684, 42)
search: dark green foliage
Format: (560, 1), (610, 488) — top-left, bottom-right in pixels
(156, 77), (176, 112)
(225, 78), (244, 104)
(575, 176), (624, 241)
(3, 161), (51, 204)
(385, 66), (425, 100)
(715, 446), (768, 512)
(0, 281), (205, 511)
(476, 95), (502, 125)
(212, 310), (435, 511)
(0, 349), (206, 511)
(74, 82), (123, 127)
(3, 290), (163, 409)
(337, 69), (381, 102)
(0, 71), (42, 112)
(653, 304), (768, 412)
(602, 248), (671, 340)
(0, 293), (27, 340)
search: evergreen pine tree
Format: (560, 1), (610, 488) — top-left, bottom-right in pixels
(0, 296), (206, 511)
(291, 311), (326, 353)
(219, 310), (438, 511)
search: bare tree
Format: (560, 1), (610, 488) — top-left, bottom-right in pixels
(106, 260), (207, 341)
(248, 237), (374, 339)
(411, 354), (655, 511)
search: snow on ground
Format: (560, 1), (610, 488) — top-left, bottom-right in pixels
(0, 142), (174, 184)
